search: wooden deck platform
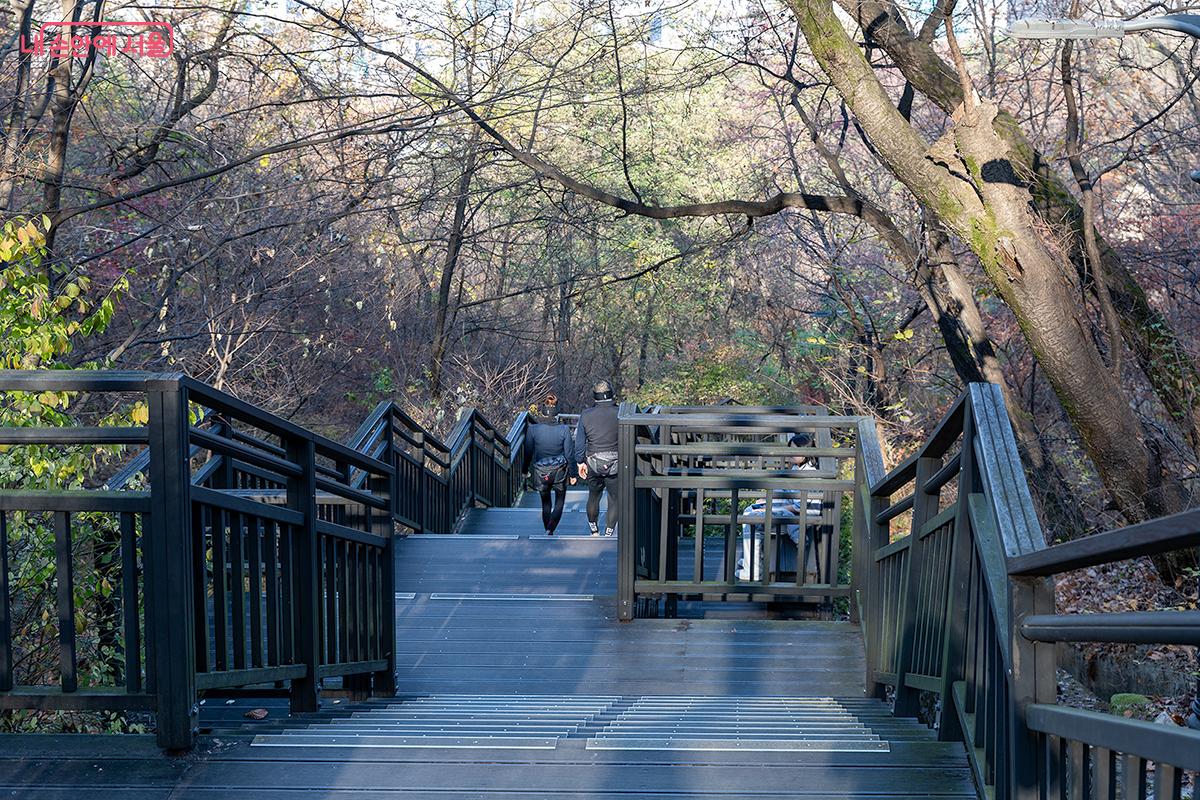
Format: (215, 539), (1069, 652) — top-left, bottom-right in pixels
(0, 502), (976, 798)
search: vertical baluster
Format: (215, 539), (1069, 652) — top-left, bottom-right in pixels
(247, 515), (263, 669)
(371, 547), (382, 661)
(974, 611), (988, 746)
(923, 548), (937, 676)
(363, 545), (375, 662)
(724, 488), (739, 584)
(212, 507), (228, 671)
(122, 511), (143, 691)
(325, 535), (338, 664)
(762, 488), (774, 587)
(658, 489), (670, 584)
(370, 465), (395, 696)
(881, 555), (892, 675)
(1056, 736), (1070, 800)
(1068, 741), (1091, 800)
(189, 505), (207, 677)
(1121, 756), (1147, 800)
(1152, 764), (1181, 800)
(1094, 748), (1116, 800)
(929, 528), (948, 674)
(285, 437), (320, 713)
(997, 686), (1009, 797)
(931, 527), (950, 674)
(918, 543), (935, 675)
(265, 520), (279, 667)
(54, 511), (77, 693)
(981, 640), (995, 766)
(1042, 734), (1063, 800)
(229, 511), (245, 670)
(0, 512), (12, 692)
(342, 540), (354, 663)
(279, 522), (294, 664)
(356, 544), (368, 663)
(693, 489), (705, 584)
(963, 554), (979, 715)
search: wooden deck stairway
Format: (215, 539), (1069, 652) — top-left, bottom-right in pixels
(0, 502), (976, 798)
(1, 372), (1197, 798)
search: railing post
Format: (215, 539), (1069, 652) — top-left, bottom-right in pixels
(937, 406), (976, 742)
(1010, 574), (1056, 798)
(384, 412), (400, 529)
(893, 455), (940, 717)
(145, 381), (198, 750)
(370, 468), (397, 697)
(850, 449), (869, 626)
(617, 410), (636, 621)
(286, 436), (321, 713)
(863, 481), (891, 700)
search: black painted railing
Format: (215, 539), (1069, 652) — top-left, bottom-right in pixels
(615, 403), (854, 620)
(0, 370), (528, 750)
(859, 383), (1200, 798)
(348, 401), (527, 534)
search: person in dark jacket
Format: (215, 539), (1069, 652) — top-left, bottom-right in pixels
(523, 394), (575, 535)
(574, 380), (619, 536)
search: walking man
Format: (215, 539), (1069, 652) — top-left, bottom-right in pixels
(523, 394), (575, 536)
(575, 380), (619, 537)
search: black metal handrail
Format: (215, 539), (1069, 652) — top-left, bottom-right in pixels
(0, 370), (529, 752)
(347, 401), (526, 533)
(858, 383), (1200, 798)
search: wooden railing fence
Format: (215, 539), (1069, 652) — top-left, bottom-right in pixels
(858, 384), (1199, 797)
(0, 370), (527, 750)
(615, 403), (851, 620)
(618, 384), (1200, 796)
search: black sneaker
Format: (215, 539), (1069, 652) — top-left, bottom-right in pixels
(604, 527), (615, 537)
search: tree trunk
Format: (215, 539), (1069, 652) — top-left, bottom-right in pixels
(790, 0), (1192, 579)
(0, 0), (34, 210)
(428, 137), (479, 398)
(835, 0), (1200, 449)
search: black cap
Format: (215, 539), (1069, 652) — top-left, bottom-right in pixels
(789, 432), (814, 448)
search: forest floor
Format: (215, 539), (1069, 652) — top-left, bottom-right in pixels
(1056, 555), (1197, 727)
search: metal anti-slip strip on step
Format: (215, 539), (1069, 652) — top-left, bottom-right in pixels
(429, 593), (594, 601)
(583, 696), (893, 753)
(404, 534), (522, 540)
(253, 734), (559, 749)
(251, 694), (621, 751)
(584, 737), (890, 752)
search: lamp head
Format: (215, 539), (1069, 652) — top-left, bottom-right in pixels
(1007, 16), (1126, 39)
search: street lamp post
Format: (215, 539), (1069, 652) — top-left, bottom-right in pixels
(1006, 11), (1200, 732)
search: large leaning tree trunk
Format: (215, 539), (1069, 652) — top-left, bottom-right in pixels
(790, 94), (1088, 535)
(789, 0), (1193, 579)
(834, 0), (1200, 449)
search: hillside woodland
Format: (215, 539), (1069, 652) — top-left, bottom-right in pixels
(1, 0), (1198, 724)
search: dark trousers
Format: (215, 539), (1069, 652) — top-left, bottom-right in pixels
(539, 485), (567, 533)
(585, 472), (618, 529)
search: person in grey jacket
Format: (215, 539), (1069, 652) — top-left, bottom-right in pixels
(523, 395), (575, 535)
(574, 380), (619, 536)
